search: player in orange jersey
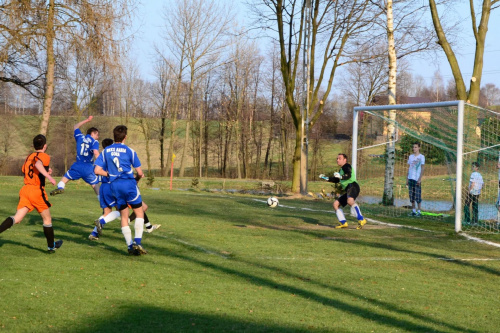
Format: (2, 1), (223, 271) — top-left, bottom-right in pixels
(0, 134), (63, 253)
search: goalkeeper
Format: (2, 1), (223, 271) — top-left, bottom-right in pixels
(319, 153), (367, 229)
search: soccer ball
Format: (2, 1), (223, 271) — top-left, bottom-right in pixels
(267, 196), (279, 208)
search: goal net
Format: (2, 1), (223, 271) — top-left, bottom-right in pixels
(352, 101), (500, 233)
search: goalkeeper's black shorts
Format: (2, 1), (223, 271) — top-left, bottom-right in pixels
(337, 182), (360, 207)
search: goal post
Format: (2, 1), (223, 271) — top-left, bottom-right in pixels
(352, 101), (500, 233)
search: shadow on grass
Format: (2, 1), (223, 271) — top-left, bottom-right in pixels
(226, 196), (500, 277)
(230, 252), (479, 333)
(0, 238), (46, 254)
(0, 214), (54, 253)
(110, 232), (478, 333)
(28, 216), (132, 256)
(150, 250), (478, 333)
(145, 193), (500, 278)
(326, 236), (500, 277)
(69, 304), (311, 333)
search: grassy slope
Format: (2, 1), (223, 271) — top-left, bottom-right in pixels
(3, 115), (347, 178)
(1, 176), (500, 332)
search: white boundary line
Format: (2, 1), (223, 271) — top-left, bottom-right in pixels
(167, 193), (500, 249)
(255, 256), (500, 262)
(253, 198), (500, 247)
(460, 233), (500, 248)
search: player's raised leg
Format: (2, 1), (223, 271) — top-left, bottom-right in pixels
(51, 176), (69, 195)
(0, 207), (29, 234)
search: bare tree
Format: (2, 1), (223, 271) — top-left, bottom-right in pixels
(253, 0), (375, 193)
(161, 0), (233, 178)
(430, 70), (446, 102)
(0, 0), (136, 134)
(151, 56), (175, 176)
(263, 43), (286, 178)
(342, 43), (387, 106)
(131, 79), (156, 181)
(481, 83), (500, 107)
(428, 0), (499, 105)
(222, 40), (262, 179)
(0, 1), (45, 98)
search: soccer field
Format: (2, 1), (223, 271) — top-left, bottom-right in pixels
(1, 177), (500, 332)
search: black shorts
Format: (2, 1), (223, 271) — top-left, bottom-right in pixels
(337, 182), (360, 207)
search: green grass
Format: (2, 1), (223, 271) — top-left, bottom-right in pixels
(1, 176), (500, 332)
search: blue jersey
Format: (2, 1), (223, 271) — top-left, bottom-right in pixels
(95, 143), (141, 182)
(94, 153), (110, 184)
(74, 129), (99, 163)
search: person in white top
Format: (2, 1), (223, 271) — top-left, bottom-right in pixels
(464, 162), (484, 224)
(406, 143), (425, 217)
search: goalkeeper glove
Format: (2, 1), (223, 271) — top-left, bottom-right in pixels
(334, 172), (341, 179)
(319, 174), (329, 180)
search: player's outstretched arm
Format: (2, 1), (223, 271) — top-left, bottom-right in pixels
(74, 115), (93, 130)
(135, 166), (145, 180)
(35, 160), (56, 185)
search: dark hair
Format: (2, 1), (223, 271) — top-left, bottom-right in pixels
(102, 138), (113, 149)
(338, 153), (348, 160)
(33, 134), (46, 150)
(413, 142), (421, 147)
(113, 125), (127, 143)
(87, 127), (99, 135)
(472, 162), (480, 168)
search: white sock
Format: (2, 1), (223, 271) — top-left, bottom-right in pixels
(134, 218), (144, 240)
(335, 209), (346, 223)
(104, 211), (121, 223)
(413, 208), (416, 213)
(57, 181), (65, 189)
(121, 226), (133, 247)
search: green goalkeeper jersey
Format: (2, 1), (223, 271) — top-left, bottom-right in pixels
(338, 163), (357, 189)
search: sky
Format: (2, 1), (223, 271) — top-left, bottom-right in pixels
(131, 0), (500, 90)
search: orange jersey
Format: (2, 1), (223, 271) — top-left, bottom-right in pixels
(22, 152), (50, 187)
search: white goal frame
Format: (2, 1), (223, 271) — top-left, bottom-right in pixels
(352, 101), (465, 233)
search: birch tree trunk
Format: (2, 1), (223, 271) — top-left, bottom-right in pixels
(383, 0), (397, 206)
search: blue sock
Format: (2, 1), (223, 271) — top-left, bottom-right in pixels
(91, 230), (99, 237)
(134, 238), (142, 245)
(353, 204), (364, 220)
(99, 218), (105, 226)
